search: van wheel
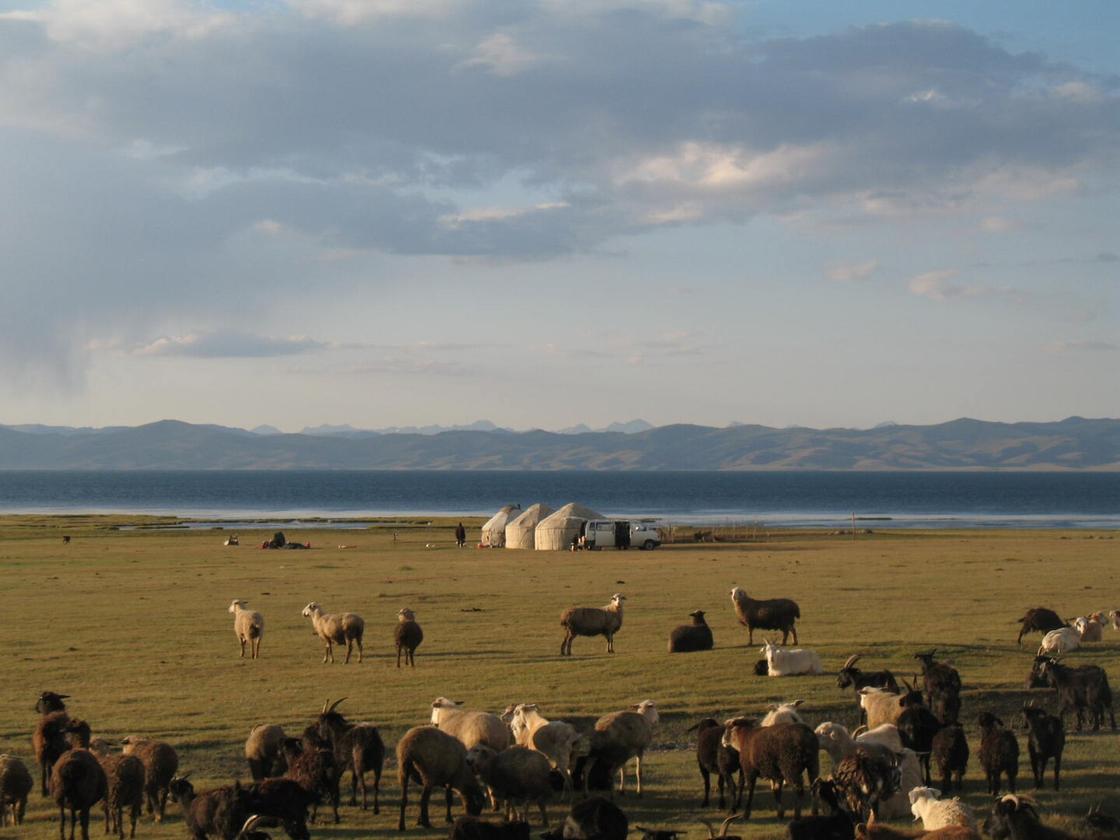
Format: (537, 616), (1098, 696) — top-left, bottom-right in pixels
(642, 540), (655, 551)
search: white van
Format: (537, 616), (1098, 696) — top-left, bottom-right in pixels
(583, 520), (662, 551)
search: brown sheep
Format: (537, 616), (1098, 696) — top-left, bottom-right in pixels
(121, 738), (179, 822)
(560, 595), (625, 656)
(466, 745), (555, 826)
(99, 754), (144, 839)
(722, 718), (819, 821)
(0, 754), (33, 826)
(51, 749), (107, 840)
(396, 726), (486, 831)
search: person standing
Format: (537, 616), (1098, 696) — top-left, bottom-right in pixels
(455, 521), (467, 548)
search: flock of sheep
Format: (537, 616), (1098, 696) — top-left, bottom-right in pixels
(6, 585), (1120, 840)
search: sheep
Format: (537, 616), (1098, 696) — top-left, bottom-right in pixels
(301, 602), (364, 663)
(1033, 656), (1115, 731)
(908, 787), (977, 832)
(837, 656), (900, 697)
(982, 794), (1076, 840)
(35, 711), (74, 798)
(761, 641), (824, 677)
(450, 816), (532, 840)
(0, 754), (33, 826)
(1037, 628), (1080, 657)
(831, 748), (900, 822)
(858, 688), (907, 730)
(584, 700), (658, 797)
(396, 608), (424, 667)
(120, 737), (179, 822)
(762, 700), (808, 728)
(731, 587), (801, 645)
(396, 725), (487, 831)
(1019, 703), (1063, 791)
(722, 717), (819, 821)
(856, 816), (979, 840)
(99, 754), (144, 839)
(51, 749), (107, 840)
(229, 599), (265, 659)
(281, 736), (340, 824)
(930, 723), (969, 794)
(431, 698), (513, 751)
(896, 707), (941, 785)
(1016, 609), (1067, 647)
(1072, 616), (1103, 642)
(168, 776), (246, 840)
(813, 723), (904, 765)
(690, 718), (741, 810)
(1110, 610), (1120, 631)
(668, 610), (714, 653)
(245, 725), (288, 781)
(507, 704), (583, 790)
(540, 796), (627, 840)
(242, 778), (316, 840)
(317, 697), (385, 812)
(465, 745), (554, 826)
(560, 594), (625, 656)
(978, 712), (1019, 796)
(914, 651), (962, 724)
(786, 779), (854, 840)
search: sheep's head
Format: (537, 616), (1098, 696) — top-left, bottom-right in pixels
(978, 711), (1003, 731)
(464, 745), (498, 774)
(814, 722), (848, 746)
(431, 697), (462, 724)
(34, 691), (69, 714)
(500, 704), (518, 724)
(398, 607), (416, 622)
(610, 593), (627, 607)
(301, 602), (320, 618)
(87, 738), (111, 758)
(730, 586), (744, 602)
(908, 787), (940, 819)
(689, 610), (706, 623)
(229, 599), (247, 614)
(632, 700), (659, 725)
(120, 736), (148, 756)
(721, 717), (757, 750)
(167, 776), (194, 803)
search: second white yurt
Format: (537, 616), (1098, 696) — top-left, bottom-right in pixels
(480, 504), (521, 547)
(534, 502), (604, 551)
(504, 503), (554, 550)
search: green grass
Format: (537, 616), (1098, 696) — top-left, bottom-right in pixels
(1, 520), (1118, 839)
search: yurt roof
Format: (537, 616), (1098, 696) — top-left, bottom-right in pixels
(507, 503), (554, 529)
(537, 502), (604, 526)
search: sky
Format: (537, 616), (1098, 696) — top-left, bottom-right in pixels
(0, 0), (1116, 432)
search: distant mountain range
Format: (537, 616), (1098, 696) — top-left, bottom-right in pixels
(0, 417), (1115, 470)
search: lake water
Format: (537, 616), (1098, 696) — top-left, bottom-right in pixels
(0, 470), (1116, 528)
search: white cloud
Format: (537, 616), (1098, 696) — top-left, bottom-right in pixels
(826, 259), (879, 282)
(289, 0), (459, 24)
(1, 0), (233, 48)
(459, 32), (543, 77)
(133, 331), (327, 358)
(1044, 339), (1119, 353)
(979, 216), (1019, 233)
(908, 269), (973, 301)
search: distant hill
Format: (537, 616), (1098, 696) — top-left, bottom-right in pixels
(0, 417), (1116, 470)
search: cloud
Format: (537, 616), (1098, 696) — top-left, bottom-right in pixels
(459, 32), (543, 77)
(907, 269), (974, 301)
(826, 259), (879, 282)
(1044, 339), (1119, 353)
(133, 331), (327, 358)
(979, 216), (1019, 234)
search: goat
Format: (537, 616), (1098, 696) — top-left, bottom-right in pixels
(837, 656), (899, 715)
(914, 651), (962, 724)
(317, 698), (384, 812)
(761, 641), (824, 677)
(787, 779), (854, 840)
(832, 748), (900, 823)
(982, 794), (1076, 840)
(930, 723), (969, 794)
(1034, 656), (1116, 731)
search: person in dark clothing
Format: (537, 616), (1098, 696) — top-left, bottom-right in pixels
(455, 522), (467, 548)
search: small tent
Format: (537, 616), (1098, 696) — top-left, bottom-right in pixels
(534, 502), (604, 551)
(480, 504), (521, 547)
(504, 503), (554, 550)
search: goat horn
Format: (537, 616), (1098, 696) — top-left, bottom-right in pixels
(842, 654), (860, 669)
(698, 819), (716, 840)
(322, 698), (330, 714)
(719, 815), (741, 837)
(328, 697), (346, 712)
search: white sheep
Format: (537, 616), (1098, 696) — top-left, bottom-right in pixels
(858, 687), (907, 729)
(507, 704), (583, 790)
(1037, 626), (1081, 656)
(430, 698), (512, 751)
(814, 722), (903, 764)
(908, 786), (977, 831)
(301, 601), (364, 664)
(1073, 616), (1104, 642)
(588, 700), (658, 796)
(760, 700), (807, 727)
(760, 641), (824, 676)
(228, 599), (264, 659)
(1109, 609), (1120, 631)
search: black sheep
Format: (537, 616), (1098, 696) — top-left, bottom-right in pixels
(50, 749), (107, 840)
(690, 718), (741, 809)
(930, 723), (969, 794)
(1019, 703), (1064, 791)
(168, 777), (246, 840)
(669, 611), (715, 653)
(449, 816), (531, 840)
(787, 779), (854, 840)
(396, 608), (424, 667)
(1016, 608), (1067, 647)
(978, 712), (1019, 796)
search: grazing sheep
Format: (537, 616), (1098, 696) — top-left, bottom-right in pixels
(431, 698), (513, 752)
(722, 718), (819, 821)
(982, 794), (1076, 840)
(396, 608), (424, 668)
(560, 594), (625, 656)
(168, 777), (245, 840)
(243, 778), (316, 840)
(229, 600), (265, 659)
(1033, 656), (1115, 731)
(245, 725), (288, 781)
(1072, 616), (1103, 642)
(668, 611), (714, 653)
(465, 745), (554, 826)
(396, 725), (487, 831)
(978, 713), (1019, 796)
(730, 587), (801, 645)
(121, 737), (179, 823)
(585, 701), (658, 797)
(0, 754), (33, 826)
(1037, 628), (1080, 657)
(282, 736), (340, 824)
(540, 796), (628, 840)
(51, 749), (107, 840)
(99, 754), (144, 839)
(908, 788), (977, 832)
(1016, 609), (1067, 647)
(450, 816), (531, 840)
(301, 602), (365, 664)
(1019, 703), (1063, 791)
(690, 718), (741, 810)
(858, 688), (907, 731)
(317, 698), (385, 812)
(831, 748), (900, 822)
(761, 641), (824, 677)
(507, 705), (583, 790)
(786, 779), (854, 840)
(930, 723), (969, 794)
(762, 701), (808, 728)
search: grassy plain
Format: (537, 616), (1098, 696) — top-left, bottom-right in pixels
(0, 518), (1118, 839)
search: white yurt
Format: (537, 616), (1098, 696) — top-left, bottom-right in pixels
(534, 502), (604, 551)
(504, 503), (554, 550)
(480, 504), (521, 547)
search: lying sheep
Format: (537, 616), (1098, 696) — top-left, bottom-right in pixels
(761, 641), (823, 677)
(908, 787), (977, 832)
(245, 725), (287, 781)
(1072, 616), (1103, 642)
(762, 701), (807, 728)
(560, 594), (625, 656)
(396, 725), (487, 830)
(431, 698), (512, 751)
(668, 611), (714, 653)
(507, 705), (582, 790)
(302, 602), (365, 664)
(0, 754), (32, 826)
(229, 599), (265, 659)
(466, 746), (554, 826)
(1037, 627), (1080, 657)
(450, 816), (531, 840)
(541, 796), (627, 840)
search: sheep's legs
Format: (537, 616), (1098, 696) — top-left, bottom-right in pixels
(742, 773), (758, 820)
(444, 785), (454, 823)
(357, 639), (363, 663)
(324, 642), (333, 664)
(397, 770), (410, 831)
(253, 638), (261, 659)
(538, 801), (549, 827)
(1053, 753), (1061, 790)
(606, 633), (614, 654)
(240, 638), (247, 658)
(396, 645), (403, 668)
(700, 765), (711, 806)
(373, 766), (382, 814)
(771, 779), (784, 820)
(635, 753), (643, 797)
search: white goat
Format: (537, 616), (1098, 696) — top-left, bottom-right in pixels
(1073, 616), (1104, 642)
(760, 641), (824, 676)
(1038, 626), (1081, 656)
(858, 687), (907, 729)
(908, 786), (977, 831)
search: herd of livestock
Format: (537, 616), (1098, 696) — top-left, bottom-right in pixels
(5, 590), (1120, 840)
